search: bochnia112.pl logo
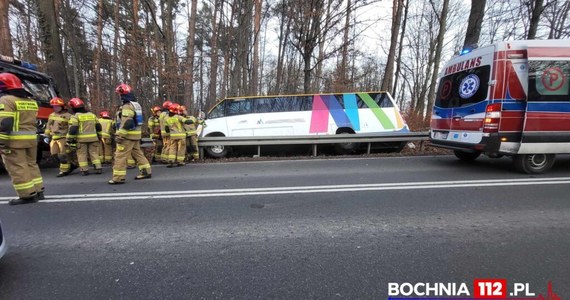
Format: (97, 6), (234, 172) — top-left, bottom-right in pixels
(387, 280), (560, 300)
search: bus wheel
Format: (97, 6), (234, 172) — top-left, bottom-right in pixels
(334, 132), (359, 154)
(205, 145), (229, 158)
(454, 150), (481, 161)
(513, 154), (555, 174)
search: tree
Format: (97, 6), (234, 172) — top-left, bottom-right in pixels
(381, 0), (404, 93)
(463, 0), (486, 49)
(36, 0), (71, 98)
(185, 0), (197, 109)
(528, 0), (544, 39)
(0, 0), (13, 56)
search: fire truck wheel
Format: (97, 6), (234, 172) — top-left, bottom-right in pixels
(513, 154), (555, 174)
(453, 150), (481, 161)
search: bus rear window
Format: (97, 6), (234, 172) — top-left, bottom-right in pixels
(435, 65), (490, 108)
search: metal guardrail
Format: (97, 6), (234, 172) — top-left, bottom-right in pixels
(197, 132), (429, 157)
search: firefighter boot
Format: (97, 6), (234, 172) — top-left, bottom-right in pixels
(9, 194), (39, 206)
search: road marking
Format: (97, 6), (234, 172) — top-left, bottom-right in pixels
(1, 177), (570, 204)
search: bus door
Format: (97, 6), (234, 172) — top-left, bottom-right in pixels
(520, 46), (570, 154)
(225, 98), (254, 137)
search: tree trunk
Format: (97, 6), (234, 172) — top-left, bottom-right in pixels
(425, 0), (450, 120)
(338, 0), (350, 92)
(463, 0), (486, 49)
(0, 0), (13, 56)
(392, 0), (408, 99)
(251, 0), (262, 95)
(528, 0), (544, 39)
(93, 0), (103, 109)
(380, 0), (404, 92)
(207, 0), (220, 109)
(185, 0), (197, 109)
(36, 0), (71, 98)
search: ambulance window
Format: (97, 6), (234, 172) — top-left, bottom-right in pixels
(528, 61), (570, 101)
(435, 65), (491, 108)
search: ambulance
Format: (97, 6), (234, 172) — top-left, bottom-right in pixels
(430, 39), (570, 174)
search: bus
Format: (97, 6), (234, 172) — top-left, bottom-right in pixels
(201, 91), (409, 157)
(429, 39), (570, 174)
(0, 55), (58, 162)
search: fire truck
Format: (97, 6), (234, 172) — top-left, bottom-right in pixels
(430, 39), (570, 174)
(0, 55), (57, 163)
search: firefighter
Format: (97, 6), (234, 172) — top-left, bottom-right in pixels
(98, 110), (114, 164)
(45, 97), (76, 176)
(148, 105), (162, 163)
(159, 100), (172, 163)
(0, 72), (44, 205)
(108, 84), (152, 184)
(114, 106), (136, 168)
(165, 103), (191, 167)
(67, 98), (103, 176)
(179, 105), (200, 161)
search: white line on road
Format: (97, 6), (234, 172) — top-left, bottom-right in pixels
(1, 177), (569, 204)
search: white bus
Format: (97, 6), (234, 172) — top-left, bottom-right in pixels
(201, 91), (409, 157)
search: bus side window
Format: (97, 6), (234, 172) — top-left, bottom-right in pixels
(255, 98), (272, 113)
(300, 96), (312, 111)
(227, 99), (253, 116)
(356, 94), (368, 108)
(372, 93), (394, 107)
(208, 101), (226, 119)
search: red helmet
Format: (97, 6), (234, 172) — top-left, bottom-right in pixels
(151, 106), (161, 113)
(0, 73), (23, 91)
(115, 83), (132, 95)
(99, 110), (111, 118)
(68, 98), (85, 109)
(178, 105), (187, 114)
(50, 97), (65, 107)
(169, 103), (180, 114)
(162, 100), (173, 109)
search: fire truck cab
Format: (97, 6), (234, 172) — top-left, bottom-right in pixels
(0, 55), (57, 163)
(430, 39), (570, 174)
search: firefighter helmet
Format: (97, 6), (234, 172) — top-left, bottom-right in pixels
(162, 100), (173, 109)
(115, 83), (132, 95)
(151, 106), (161, 113)
(179, 105), (187, 114)
(99, 110), (111, 118)
(0, 73), (23, 91)
(68, 98), (85, 109)
(50, 97), (65, 107)
(168, 103), (180, 114)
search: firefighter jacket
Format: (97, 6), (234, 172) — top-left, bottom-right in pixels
(183, 115), (198, 136)
(98, 117), (115, 139)
(67, 112), (100, 143)
(45, 111), (72, 140)
(159, 111), (170, 138)
(166, 115), (187, 140)
(0, 94), (38, 149)
(148, 115), (161, 139)
(116, 102), (144, 140)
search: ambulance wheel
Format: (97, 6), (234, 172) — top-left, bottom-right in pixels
(454, 150), (481, 161)
(205, 145), (229, 158)
(513, 154), (555, 174)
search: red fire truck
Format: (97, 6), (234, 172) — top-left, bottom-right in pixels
(0, 55), (57, 163)
(430, 39), (570, 174)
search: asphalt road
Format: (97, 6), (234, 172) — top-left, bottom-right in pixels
(0, 155), (569, 299)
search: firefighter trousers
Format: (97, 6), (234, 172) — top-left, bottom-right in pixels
(1, 146), (44, 198)
(50, 137), (74, 172)
(168, 138), (186, 164)
(152, 138), (163, 162)
(161, 136), (170, 162)
(77, 142), (102, 171)
(186, 135), (199, 160)
(112, 139), (151, 182)
(99, 138), (113, 163)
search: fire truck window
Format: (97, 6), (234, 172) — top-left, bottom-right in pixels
(528, 61), (570, 101)
(435, 65), (490, 108)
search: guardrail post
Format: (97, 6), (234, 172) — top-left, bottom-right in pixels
(257, 145), (261, 157)
(312, 144), (317, 156)
(199, 147), (204, 159)
(367, 143), (371, 154)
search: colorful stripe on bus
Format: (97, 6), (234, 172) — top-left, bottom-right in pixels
(309, 93), (404, 133)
